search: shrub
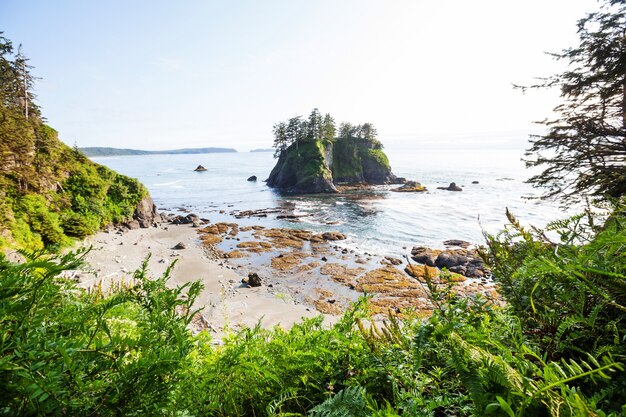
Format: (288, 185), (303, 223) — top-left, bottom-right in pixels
(0, 251), (201, 416)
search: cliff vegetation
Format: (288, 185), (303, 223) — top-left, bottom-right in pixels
(2, 1), (626, 415)
(267, 108), (397, 193)
(0, 35), (150, 251)
(2, 205), (625, 415)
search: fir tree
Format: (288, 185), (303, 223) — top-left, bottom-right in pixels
(521, 1), (626, 203)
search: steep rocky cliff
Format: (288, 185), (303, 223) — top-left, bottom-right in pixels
(266, 140), (337, 193)
(266, 137), (399, 194)
(0, 121), (158, 250)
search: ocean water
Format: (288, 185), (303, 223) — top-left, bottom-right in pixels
(93, 148), (570, 257)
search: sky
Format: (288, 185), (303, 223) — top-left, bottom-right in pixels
(1, 0), (600, 152)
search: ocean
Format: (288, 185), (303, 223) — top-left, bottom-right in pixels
(92, 147), (570, 258)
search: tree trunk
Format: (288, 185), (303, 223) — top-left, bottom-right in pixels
(623, 76), (626, 129)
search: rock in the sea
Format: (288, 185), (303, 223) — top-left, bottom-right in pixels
(437, 182), (462, 191)
(244, 272), (263, 287)
(443, 239), (471, 248)
(266, 135), (399, 194)
(173, 242), (187, 250)
(384, 256), (403, 266)
(322, 231), (347, 241)
(392, 180), (427, 193)
(194, 165), (207, 172)
(471, 180), (479, 184)
(411, 244), (490, 279)
(410, 246), (440, 267)
(435, 251), (469, 269)
(247, 175), (257, 181)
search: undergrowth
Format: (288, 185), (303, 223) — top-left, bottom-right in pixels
(1, 203), (626, 416)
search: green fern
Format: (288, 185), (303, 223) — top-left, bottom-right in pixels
(308, 386), (369, 417)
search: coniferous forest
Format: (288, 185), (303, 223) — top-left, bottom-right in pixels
(2, 1), (626, 416)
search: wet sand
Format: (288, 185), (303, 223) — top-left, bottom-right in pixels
(76, 223), (337, 340)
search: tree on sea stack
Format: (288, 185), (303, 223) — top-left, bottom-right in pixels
(272, 121), (288, 158)
(322, 113), (336, 141)
(521, 0), (626, 203)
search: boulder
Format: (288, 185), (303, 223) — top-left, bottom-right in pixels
(443, 239), (471, 248)
(392, 180), (427, 192)
(194, 165), (207, 172)
(247, 272), (263, 287)
(410, 246), (440, 266)
(124, 219), (140, 230)
(384, 256), (403, 266)
(411, 244), (491, 279)
(173, 242), (187, 250)
(322, 231), (347, 241)
(435, 251), (469, 269)
(437, 182), (463, 192)
(465, 259), (488, 278)
(247, 175), (257, 181)
(133, 195), (161, 228)
(171, 213), (200, 225)
(471, 180), (479, 184)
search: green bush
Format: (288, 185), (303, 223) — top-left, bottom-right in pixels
(0, 118), (147, 251)
(2, 206), (626, 416)
(15, 194), (68, 247)
(0, 252), (201, 416)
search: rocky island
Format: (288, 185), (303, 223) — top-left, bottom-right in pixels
(266, 109), (401, 193)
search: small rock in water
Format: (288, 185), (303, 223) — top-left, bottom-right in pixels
(384, 256), (402, 266)
(321, 256), (328, 262)
(194, 165), (207, 172)
(247, 175), (257, 181)
(443, 239), (471, 249)
(437, 182), (463, 192)
(173, 242), (187, 250)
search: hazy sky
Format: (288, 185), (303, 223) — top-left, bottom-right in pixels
(1, 0), (599, 151)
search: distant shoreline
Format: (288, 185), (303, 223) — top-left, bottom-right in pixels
(80, 147), (237, 157)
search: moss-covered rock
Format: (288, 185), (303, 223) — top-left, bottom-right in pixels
(0, 121), (154, 251)
(266, 140), (337, 193)
(267, 137), (398, 194)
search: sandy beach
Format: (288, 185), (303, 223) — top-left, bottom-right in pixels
(76, 222), (337, 340)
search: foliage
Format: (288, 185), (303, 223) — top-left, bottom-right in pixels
(484, 203), (626, 412)
(2, 207), (626, 416)
(271, 108), (380, 158)
(520, 1), (626, 203)
(0, 34), (147, 251)
(0, 251), (201, 416)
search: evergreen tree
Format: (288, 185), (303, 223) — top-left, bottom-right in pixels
(307, 108), (322, 141)
(521, 1), (626, 202)
(286, 116), (303, 150)
(272, 121), (288, 158)
(13, 45), (38, 120)
(338, 122), (355, 139)
(360, 123), (378, 141)
(322, 113), (336, 141)
(0, 34), (38, 191)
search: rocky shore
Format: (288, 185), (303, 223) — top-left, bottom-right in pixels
(74, 205), (500, 338)
(75, 221), (333, 340)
